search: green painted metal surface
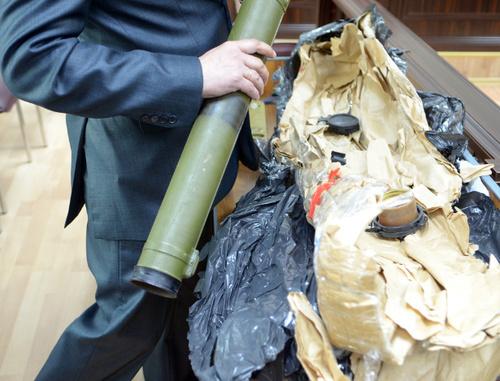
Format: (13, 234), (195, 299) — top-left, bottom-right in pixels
(131, 0), (290, 298)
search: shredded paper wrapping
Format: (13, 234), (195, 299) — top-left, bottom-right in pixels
(273, 11), (500, 380)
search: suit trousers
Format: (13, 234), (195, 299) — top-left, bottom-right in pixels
(141, 211), (215, 381)
(35, 220), (199, 380)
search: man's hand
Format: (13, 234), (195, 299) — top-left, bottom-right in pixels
(199, 39), (276, 100)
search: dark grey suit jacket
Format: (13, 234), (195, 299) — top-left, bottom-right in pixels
(0, 0), (258, 241)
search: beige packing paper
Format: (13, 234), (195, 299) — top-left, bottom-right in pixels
(272, 10), (500, 380)
(288, 292), (350, 381)
(459, 162), (494, 183)
(350, 340), (500, 381)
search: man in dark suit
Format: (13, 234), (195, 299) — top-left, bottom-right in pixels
(0, 0), (276, 379)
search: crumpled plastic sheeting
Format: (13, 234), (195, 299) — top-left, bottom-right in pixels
(303, 173), (500, 375)
(424, 131), (468, 169)
(270, 8), (500, 380)
(187, 163), (317, 381)
(418, 91), (465, 135)
(272, 14), (467, 215)
(419, 90), (468, 169)
(312, 176), (414, 365)
(456, 191), (500, 264)
(272, 10), (468, 176)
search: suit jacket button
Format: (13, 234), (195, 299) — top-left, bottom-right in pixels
(159, 116), (169, 124)
(169, 115), (177, 124)
(150, 115), (159, 123)
(140, 114), (150, 122)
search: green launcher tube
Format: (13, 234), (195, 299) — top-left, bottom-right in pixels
(131, 0), (290, 298)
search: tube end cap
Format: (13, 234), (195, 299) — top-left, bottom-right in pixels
(131, 266), (181, 298)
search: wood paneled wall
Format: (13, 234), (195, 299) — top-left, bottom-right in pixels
(227, 0), (341, 39)
(377, 0), (500, 51)
(229, 0), (500, 51)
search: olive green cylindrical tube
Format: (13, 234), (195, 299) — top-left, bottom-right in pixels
(131, 0), (290, 298)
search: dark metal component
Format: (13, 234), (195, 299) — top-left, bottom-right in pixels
(366, 205), (428, 239)
(319, 113), (360, 135)
(131, 266), (181, 298)
(330, 150), (346, 165)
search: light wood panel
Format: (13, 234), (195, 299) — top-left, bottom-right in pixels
(440, 52), (500, 82)
(0, 55), (499, 380)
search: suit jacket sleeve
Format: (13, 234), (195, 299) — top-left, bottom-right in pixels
(0, 0), (229, 128)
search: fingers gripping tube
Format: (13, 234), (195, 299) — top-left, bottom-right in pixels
(131, 0), (290, 298)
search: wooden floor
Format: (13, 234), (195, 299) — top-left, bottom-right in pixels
(0, 54), (499, 380)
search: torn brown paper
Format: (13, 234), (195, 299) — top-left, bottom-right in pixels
(351, 340), (500, 381)
(272, 9), (500, 378)
(459, 162), (493, 183)
(288, 292), (350, 381)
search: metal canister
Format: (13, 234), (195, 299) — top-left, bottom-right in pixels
(131, 0), (290, 298)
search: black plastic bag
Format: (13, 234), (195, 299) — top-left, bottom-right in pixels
(188, 163), (317, 381)
(418, 91), (466, 135)
(419, 90), (468, 168)
(456, 191), (500, 264)
(424, 130), (468, 168)
(187, 8), (498, 380)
